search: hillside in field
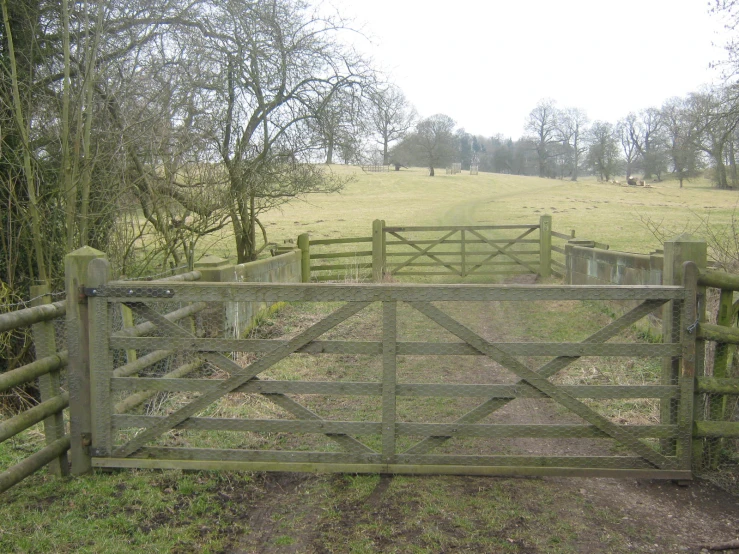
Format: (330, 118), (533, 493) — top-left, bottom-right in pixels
(204, 166), (737, 261)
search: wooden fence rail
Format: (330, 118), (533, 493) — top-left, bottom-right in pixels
(0, 289), (69, 494)
(694, 266), (739, 468)
(0, 252), (204, 493)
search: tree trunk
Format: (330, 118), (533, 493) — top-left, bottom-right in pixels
(429, 166), (434, 177)
(383, 140), (389, 165)
(716, 156), (729, 189)
(326, 134), (334, 165)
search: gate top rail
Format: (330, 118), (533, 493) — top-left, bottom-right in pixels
(91, 282), (686, 302)
(384, 225), (540, 232)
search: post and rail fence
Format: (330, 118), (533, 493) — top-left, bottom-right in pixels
(2, 219), (739, 492)
(300, 215), (569, 283)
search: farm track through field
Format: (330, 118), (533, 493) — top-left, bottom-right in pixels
(440, 182), (570, 227)
(232, 281), (739, 554)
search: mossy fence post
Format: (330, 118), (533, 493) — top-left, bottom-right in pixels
(660, 235), (706, 461)
(710, 283), (736, 468)
(372, 219), (385, 282)
(298, 233), (310, 283)
(539, 214), (552, 278)
(65, 246), (106, 475)
(30, 284), (69, 476)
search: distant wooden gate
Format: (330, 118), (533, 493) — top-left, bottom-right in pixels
(383, 224), (545, 278)
(84, 270), (696, 479)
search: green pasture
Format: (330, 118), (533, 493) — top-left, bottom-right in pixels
(212, 166), (737, 262)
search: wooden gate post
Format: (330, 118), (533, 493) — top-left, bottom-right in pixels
(30, 284), (69, 476)
(298, 233), (310, 283)
(372, 220), (385, 282)
(65, 246), (106, 475)
(539, 214), (552, 278)
(661, 235), (706, 459)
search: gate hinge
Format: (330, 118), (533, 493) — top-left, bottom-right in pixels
(83, 286), (175, 298)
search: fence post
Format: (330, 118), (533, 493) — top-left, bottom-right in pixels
(30, 284), (69, 477)
(298, 233), (310, 283)
(382, 220), (387, 275)
(372, 220), (384, 282)
(65, 246), (106, 475)
(87, 258), (112, 458)
(661, 235), (706, 460)
(539, 214), (552, 278)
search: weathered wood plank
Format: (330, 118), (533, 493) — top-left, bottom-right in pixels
(396, 423), (676, 439)
(109, 378), (679, 399)
(384, 225), (539, 231)
(311, 251), (373, 260)
(382, 302), (397, 463)
(385, 250), (539, 258)
(310, 237), (373, 245)
(90, 457), (691, 480)
(96, 282), (686, 303)
(128, 447), (380, 464)
(386, 239), (541, 245)
(109, 337), (680, 358)
(310, 263), (373, 271)
(112, 415), (382, 435)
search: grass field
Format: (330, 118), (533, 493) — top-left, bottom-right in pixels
(199, 166), (739, 262)
(2, 167), (739, 553)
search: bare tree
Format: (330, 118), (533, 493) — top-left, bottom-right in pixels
(169, 0), (372, 262)
(661, 97), (702, 188)
(586, 121), (621, 181)
(617, 113), (641, 179)
(525, 99), (558, 178)
(369, 84), (416, 166)
(555, 107), (589, 181)
(689, 87), (739, 189)
(411, 114), (457, 176)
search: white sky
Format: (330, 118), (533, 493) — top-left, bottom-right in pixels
(330, 0), (732, 138)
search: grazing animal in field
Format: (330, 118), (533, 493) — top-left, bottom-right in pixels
(627, 176), (638, 186)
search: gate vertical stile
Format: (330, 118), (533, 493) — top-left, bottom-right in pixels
(382, 301), (397, 466)
(88, 258), (113, 458)
(460, 230), (466, 277)
(679, 262), (699, 472)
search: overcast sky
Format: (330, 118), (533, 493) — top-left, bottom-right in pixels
(331, 0), (732, 138)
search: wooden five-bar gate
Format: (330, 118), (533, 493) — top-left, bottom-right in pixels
(302, 216), (570, 283)
(77, 258), (699, 479)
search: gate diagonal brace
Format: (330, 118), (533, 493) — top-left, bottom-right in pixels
(466, 228), (538, 275)
(405, 300), (675, 470)
(112, 301), (376, 458)
(403, 299), (667, 456)
(389, 230), (461, 275)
